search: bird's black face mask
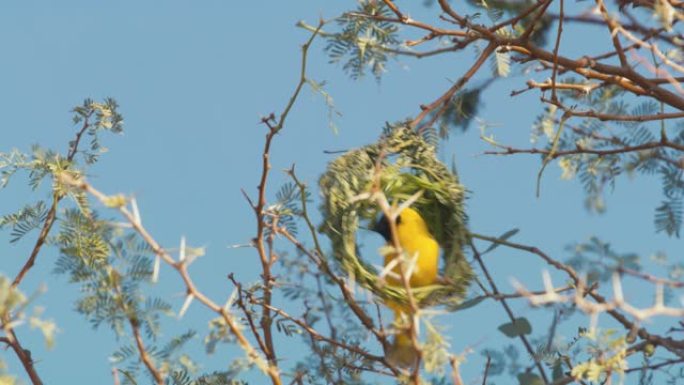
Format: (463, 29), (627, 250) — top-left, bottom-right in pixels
(373, 214), (401, 242)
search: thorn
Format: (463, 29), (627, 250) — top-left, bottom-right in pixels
(347, 270), (357, 295)
(403, 251), (419, 280)
(379, 256), (401, 280)
(227, 243), (252, 249)
(286, 164), (296, 176)
(612, 273), (624, 304)
(348, 192), (372, 203)
(151, 255), (160, 283)
(589, 312), (599, 339)
(130, 197), (141, 225)
(542, 270), (554, 294)
(655, 283), (664, 308)
(225, 289), (238, 312)
(396, 190), (425, 215)
(179, 236), (186, 262)
(178, 294), (194, 318)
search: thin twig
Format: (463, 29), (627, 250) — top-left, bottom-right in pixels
(411, 42), (497, 131)
(595, 0), (629, 68)
(4, 330), (43, 385)
(470, 232), (684, 357)
(60, 173), (284, 385)
(520, 0), (554, 41)
(468, 239), (550, 384)
(252, 299), (392, 366)
(288, 169), (394, 357)
(12, 114), (91, 289)
(550, 0), (564, 102)
(5, 112), (94, 385)
(484, 138), (684, 170)
(228, 274), (270, 358)
(624, 357), (684, 373)
(482, 354), (492, 385)
(616, 266), (684, 288)
(246, 20), (325, 378)
(130, 318), (163, 385)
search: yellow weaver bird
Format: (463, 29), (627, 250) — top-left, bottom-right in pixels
(373, 207), (440, 367)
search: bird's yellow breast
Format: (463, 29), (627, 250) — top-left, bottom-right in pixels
(383, 208), (439, 288)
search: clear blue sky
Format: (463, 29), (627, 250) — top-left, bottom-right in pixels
(1, 1), (680, 384)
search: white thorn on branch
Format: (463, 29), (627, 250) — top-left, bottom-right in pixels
(179, 236), (186, 262)
(178, 294), (194, 318)
(130, 197), (141, 225)
(612, 273), (624, 305)
(152, 255), (160, 283)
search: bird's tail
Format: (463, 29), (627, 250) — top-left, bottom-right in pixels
(385, 310), (419, 368)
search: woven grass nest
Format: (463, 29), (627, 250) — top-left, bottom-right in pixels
(319, 124), (473, 309)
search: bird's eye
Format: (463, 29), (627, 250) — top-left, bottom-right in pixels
(396, 215), (402, 225)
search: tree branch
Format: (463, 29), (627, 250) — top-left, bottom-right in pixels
(410, 42), (497, 131)
(468, 239), (550, 384)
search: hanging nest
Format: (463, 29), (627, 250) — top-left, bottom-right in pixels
(319, 124), (473, 309)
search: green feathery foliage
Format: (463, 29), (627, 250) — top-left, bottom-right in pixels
(0, 274), (57, 352)
(565, 237), (641, 285)
(325, 1), (399, 80)
(53, 197), (197, 384)
(0, 201), (49, 243)
(267, 181), (310, 237)
(0, 99), (203, 384)
(468, 0), (553, 45)
(436, 87), (487, 138)
(167, 370), (247, 385)
(0, 98), (125, 243)
(531, 84), (684, 237)
(276, 235), (382, 384)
